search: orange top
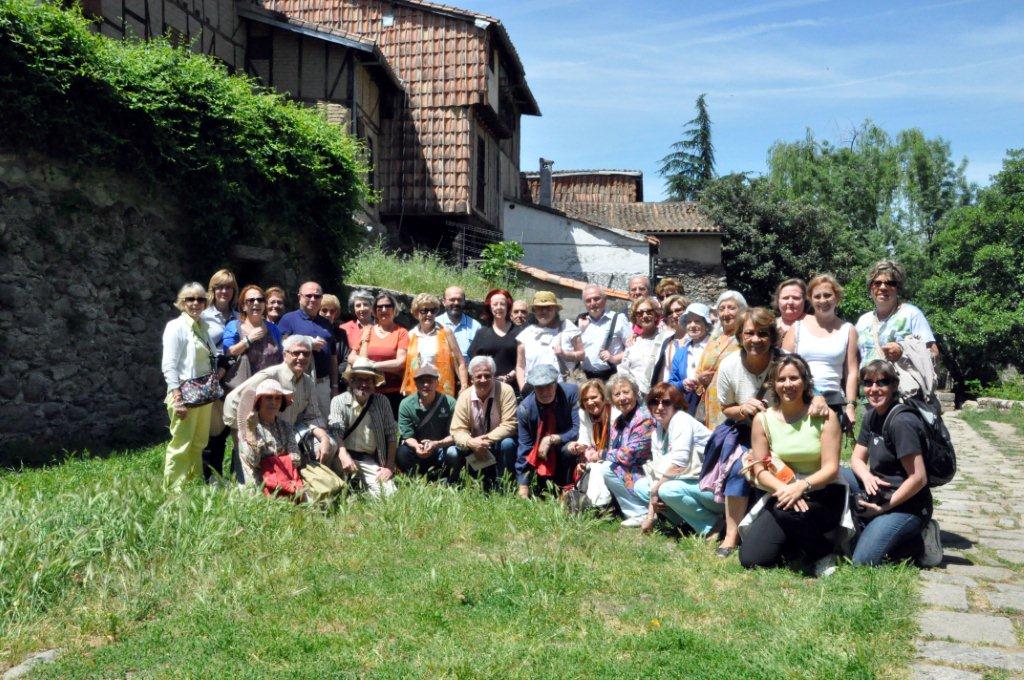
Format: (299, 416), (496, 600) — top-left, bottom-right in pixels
(362, 326), (409, 394)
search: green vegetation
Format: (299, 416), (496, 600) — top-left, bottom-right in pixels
(1, 445), (920, 678)
(0, 0), (369, 280)
(346, 240), (520, 300)
(660, 93), (716, 201)
(480, 241), (525, 292)
(973, 379), (1024, 402)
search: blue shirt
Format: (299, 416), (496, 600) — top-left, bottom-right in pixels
(200, 306), (238, 351)
(438, 312), (481, 362)
(222, 319), (283, 352)
(278, 310), (336, 379)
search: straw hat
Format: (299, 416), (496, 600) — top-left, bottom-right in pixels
(344, 356), (385, 387)
(531, 291), (562, 309)
(236, 378), (294, 429)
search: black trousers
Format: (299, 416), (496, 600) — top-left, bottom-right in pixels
(739, 484), (846, 568)
(202, 425), (230, 481)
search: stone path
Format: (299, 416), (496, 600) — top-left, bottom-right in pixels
(912, 410), (1024, 679)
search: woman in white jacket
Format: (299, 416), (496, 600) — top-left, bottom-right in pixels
(160, 282), (217, 490)
(637, 382), (722, 535)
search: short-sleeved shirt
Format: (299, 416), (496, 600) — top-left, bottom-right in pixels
(517, 320), (580, 383)
(398, 393), (456, 442)
(364, 326), (410, 394)
(855, 303), (936, 368)
(438, 313), (481, 362)
(580, 310), (630, 373)
(857, 407), (933, 518)
(201, 306), (238, 351)
(716, 351), (771, 419)
(278, 310), (337, 380)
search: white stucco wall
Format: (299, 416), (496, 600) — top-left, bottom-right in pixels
(503, 201), (649, 290)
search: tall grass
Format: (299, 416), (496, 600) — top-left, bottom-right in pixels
(2, 446), (920, 678)
(345, 241), (519, 300)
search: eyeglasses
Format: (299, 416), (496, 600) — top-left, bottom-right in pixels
(246, 297), (265, 304)
(183, 297), (207, 304)
(301, 293), (323, 300)
(863, 378), (894, 387)
(870, 279), (898, 289)
(286, 350), (311, 357)
(647, 398), (674, 408)
(419, 308), (438, 315)
(376, 304), (395, 311)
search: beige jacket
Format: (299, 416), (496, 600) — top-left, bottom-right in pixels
(451, 381), (517, 448)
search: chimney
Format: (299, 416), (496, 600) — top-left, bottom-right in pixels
(538, 157), (554, 207)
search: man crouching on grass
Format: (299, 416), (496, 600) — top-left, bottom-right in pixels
(328, 357), (397, 498)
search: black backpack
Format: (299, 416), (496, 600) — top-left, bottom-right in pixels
(882, 396), (956, 488)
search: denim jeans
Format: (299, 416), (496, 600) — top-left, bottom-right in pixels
(841, 466), (925, 565)
(602, 467), (648, 518)
(461, 437), (517, 490)
(397, 443), (463, 482)
(636, 478), (724, 535)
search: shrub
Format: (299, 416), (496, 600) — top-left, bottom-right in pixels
(0, 0), (370, 280)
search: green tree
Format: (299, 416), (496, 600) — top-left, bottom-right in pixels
(918, 149), (1024, 382)
(660, 93), (715, 201)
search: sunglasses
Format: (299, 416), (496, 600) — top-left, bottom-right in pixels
(301, 293), (324, 300)
(637, 309), (656, 317)
(419, 308), (438, 314)
(863, 378), (894, 387)
(246, 297), (266, 304)
(870, 280), (898, 289)
(183, 296), (207, 304)
(647, 398), (674, 408)
(286, 350), (311, 357)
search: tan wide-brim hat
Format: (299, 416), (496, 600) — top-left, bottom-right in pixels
(531, 291), (562, 310)
(343, 356), (386, 387)
(236, 378), (294, 428)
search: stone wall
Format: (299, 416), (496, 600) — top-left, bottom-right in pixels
(0, 151), (326, 463)
(653, 258), (727, 305)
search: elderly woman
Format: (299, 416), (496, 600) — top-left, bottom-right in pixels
(236, 378), (299, 488)
(223, 285), (284, 372)
(637, 382), (718, 534)
(617, 297), (670, 399)
(774, 278), (808, 342)
(350, 291), (409, 415)
(515, 291), (584, 392)
(161, 282), (218, 491)
(739, 355), (843, 576)
(590, 374), (655, 527)
(568, 379), (618, 507)
(317, 293), (350, 390)
(401, 292), (468, 397)
(265, 286), (287, 325)
(341, 289), (375, 354)
(653, 294), (690, 384)
(699, 291), (747, 428)
(782, 274), (858, 432)
(469, 288), (520, 389)
(669, 302), (713, 418)
(655, 277), (682, 301)
(855, 259), (939, 367)
(841, 359), (940, 566)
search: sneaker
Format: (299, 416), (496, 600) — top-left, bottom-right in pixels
(916, 519), (943, 568)
(813, 553), (838, 578)
(620, 516), (645, 528)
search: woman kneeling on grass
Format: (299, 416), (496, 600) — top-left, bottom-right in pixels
(842, 359), (941, 567)
(739, 355), (844, 575)
(237, 379), (300, 488)
(638, 382), (720, 535)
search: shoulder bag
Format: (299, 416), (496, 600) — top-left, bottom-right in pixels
(741, 411), (796, 492)
(179, 325), (224, 407)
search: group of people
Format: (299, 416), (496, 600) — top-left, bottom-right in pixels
(160, 259), (944, 574)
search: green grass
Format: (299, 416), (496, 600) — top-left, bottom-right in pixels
(2, 446), (920, 679)
(345, 241), (519, 301)
(960, 407), (1024, 451)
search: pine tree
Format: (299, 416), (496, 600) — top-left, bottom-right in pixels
(659, 94), (715, 201)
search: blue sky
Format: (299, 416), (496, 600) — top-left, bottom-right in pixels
(463, 0), (1024, 200)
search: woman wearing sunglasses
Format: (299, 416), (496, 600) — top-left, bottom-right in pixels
(401, 292), (468, 398)
(617, 297), (670, 400)
(223, 285), (284, 371)
(855, 259), (939, 367)
(350, 291), (409, 415)
(841, 359), (939, 566)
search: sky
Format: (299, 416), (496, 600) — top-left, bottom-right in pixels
(461, 0), (1024, 200)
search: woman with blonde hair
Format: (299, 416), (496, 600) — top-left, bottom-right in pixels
(401, 292), (468, 397)
(161, 282), (218, 490)
(199, 269), (237, 481)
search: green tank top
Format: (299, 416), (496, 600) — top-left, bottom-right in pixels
(759, 410), (825, 475)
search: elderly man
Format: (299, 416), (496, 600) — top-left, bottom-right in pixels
(223, 335), (334, 483)
(510, 299), (530, 327)
(579, 284), (630, 380)
(628, 275), (651, 303)
(278, 281), (339, 419)
(328, 357), (397, 497)
(515, 364), (580, 499)
(396, 365), (459, 480)
(451, 356), (517, 487)
(437, 285), (481, 363)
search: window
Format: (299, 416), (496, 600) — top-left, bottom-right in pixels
(475, 135), (486, 212)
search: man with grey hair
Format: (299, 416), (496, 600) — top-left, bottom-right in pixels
(515, 364), (580, 498)
(579, 284), (630, 380)
(223, 335), (334, 482)
(627, 275), (651, 303)
(450, 355), (517, 486)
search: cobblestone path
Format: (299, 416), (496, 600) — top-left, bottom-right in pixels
(912, 411), (1024, 679)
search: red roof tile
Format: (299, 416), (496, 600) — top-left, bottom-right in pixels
(555, 201), (719, 235)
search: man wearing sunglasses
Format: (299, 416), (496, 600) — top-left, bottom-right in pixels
(278, 281), (339, 418)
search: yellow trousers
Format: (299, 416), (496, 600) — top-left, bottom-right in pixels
(164, 396), (212, 491)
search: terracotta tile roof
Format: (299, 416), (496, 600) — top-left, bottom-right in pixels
(513, 263), (630, 300)
(554, 201), (720, 235)
(522, 169), (642, 177)
(524, 171), (642, 204)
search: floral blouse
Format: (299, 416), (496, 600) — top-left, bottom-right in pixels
(238, 417), (300, 486)
(602, 405), (654, 490)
